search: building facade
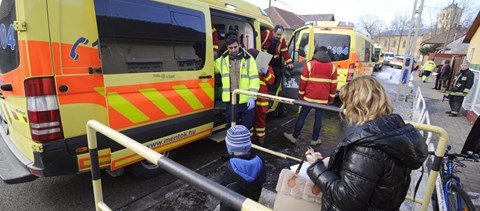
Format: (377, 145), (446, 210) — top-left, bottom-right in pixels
(376, 29), (431, 58)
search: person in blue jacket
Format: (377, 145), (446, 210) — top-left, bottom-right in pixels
(217, 125), (266, 211)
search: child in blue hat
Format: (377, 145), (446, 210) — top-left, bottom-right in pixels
(218, 125), (266, 211)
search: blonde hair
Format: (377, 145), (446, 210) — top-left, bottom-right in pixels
(339, 76), (393, 125)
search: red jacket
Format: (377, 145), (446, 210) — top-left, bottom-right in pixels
(212, 24), (219, 52)
(261, 29), (292, 65)
(299, 60), (337, 104)
(256, 66), (275, 111)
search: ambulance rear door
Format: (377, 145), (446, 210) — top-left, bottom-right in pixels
(93, 0), (214, 170)
(283, 26), (314, 108)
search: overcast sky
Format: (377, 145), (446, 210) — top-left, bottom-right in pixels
(243, 0), (480, 27)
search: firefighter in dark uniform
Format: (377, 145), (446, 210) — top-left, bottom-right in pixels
(446, 60), (475, 117)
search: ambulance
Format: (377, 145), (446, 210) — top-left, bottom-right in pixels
(286, 21), (375, 92)
(373, 44), (383, 71)
(0, 0), (274, 183)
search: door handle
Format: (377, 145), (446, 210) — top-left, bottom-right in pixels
(0, 84), (13, 92)
(198, 75), (212, 79)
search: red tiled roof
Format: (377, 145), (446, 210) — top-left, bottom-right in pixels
(264, 7), (305, 30)
(422, 28), (466, 45)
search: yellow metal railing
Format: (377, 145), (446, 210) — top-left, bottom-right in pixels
(86, 89), (449, 211)
(231, 89), (449, 211)
(86, 120), (271, 211)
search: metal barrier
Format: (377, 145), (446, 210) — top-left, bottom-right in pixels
(414, 86), (427, 123)
(413, 86), (433, 144)
(86, 120), (271, 211)
(231, 89), (449, 211)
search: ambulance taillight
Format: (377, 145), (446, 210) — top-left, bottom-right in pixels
(347, 63), (355, 82)
(25, 77), (64, 143)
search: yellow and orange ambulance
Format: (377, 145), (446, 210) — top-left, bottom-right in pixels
(285, 21), (375, 93)
(0, 0), (274, 183)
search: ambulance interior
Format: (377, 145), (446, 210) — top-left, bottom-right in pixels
(211, 12), (257, 124)
(212, 11), (255, 99)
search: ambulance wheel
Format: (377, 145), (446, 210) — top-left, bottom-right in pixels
(128, 150), (176, 179)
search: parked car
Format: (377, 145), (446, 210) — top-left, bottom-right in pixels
(389, 56), (419, 70)
(381, 52), (395, 66)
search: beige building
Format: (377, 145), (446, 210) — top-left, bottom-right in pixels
(437, 3), (462, 31)
(376, 29), (431, 58)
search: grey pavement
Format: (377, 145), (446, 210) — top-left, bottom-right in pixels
(410, 72), (480, 194)
(374, 68), (480, 209)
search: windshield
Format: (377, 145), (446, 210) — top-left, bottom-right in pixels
(0, 0), (19, 74)
(384, 53), (395, 57)
(313, 33), (350, 61)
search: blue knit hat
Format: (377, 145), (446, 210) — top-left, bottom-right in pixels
(225, 125), (251, 154)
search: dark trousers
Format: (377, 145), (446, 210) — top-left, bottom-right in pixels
(433, 76), (441, 89)
(449, 96), (464, 114)
(226, 102), (254, 129)
(442, 79), (450, 88)
(293, 106), (323, 141)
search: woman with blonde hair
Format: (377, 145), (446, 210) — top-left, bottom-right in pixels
(305, 76), (427, 210)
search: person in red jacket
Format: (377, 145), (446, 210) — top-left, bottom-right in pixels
(261, 25), (293, 70)
(247, 49), (275, 145)
(284, 46), (337, 145)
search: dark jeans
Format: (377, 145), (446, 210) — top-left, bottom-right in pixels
(434, 75), (441, 89)
(449, 96), (464, 114)
(226, 102), (254, 129)
(293, 106), (323, 141)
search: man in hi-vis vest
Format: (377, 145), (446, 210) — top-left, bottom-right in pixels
(214, 35), (260, 130)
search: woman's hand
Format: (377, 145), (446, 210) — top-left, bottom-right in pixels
(305, 147), (323, 164)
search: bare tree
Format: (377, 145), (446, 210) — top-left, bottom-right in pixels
(390, 13), (410, 55)
(357, 15), (385, 42)
(426, 7), (440, 36)
(454, 0), (479, 28)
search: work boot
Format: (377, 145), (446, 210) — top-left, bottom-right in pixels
(283, 132), (297, 144)
(310, 139), (322, 145)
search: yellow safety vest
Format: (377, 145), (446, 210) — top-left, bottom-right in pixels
(214, 51), (260, 103)
(422, 61), (436, 72)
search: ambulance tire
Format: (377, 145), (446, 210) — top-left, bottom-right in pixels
(128, 150), (177, 179)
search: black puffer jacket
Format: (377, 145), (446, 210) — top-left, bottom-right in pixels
(307, 114), (427, 211)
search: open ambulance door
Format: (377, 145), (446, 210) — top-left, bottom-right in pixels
(283, 25), (314, 111)
(94, 0), (214, 177)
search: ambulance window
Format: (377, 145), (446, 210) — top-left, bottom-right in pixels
(288, 29), (309, 63)
(313, 34), (350, 62)
(94, 0), (206, 73)
(0, 0), (19, 74)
